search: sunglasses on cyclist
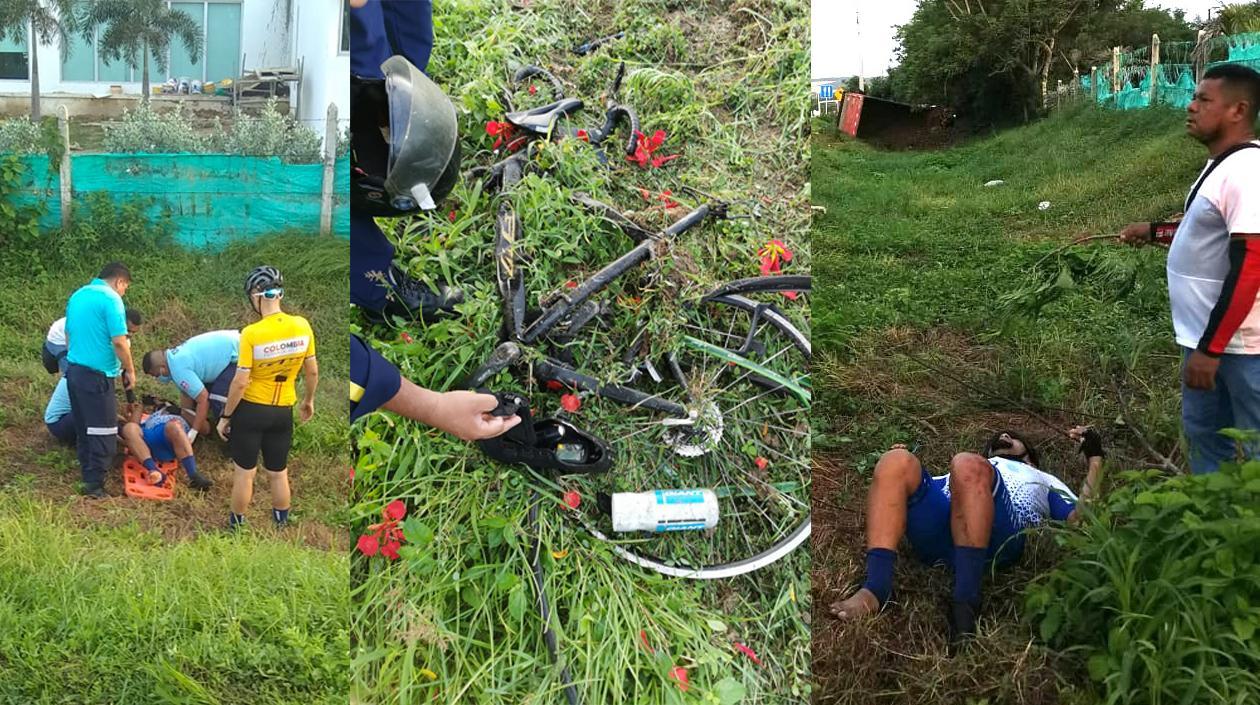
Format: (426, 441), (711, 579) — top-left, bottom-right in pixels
(251, 288), (283, 299)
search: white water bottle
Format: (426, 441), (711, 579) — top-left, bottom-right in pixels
(611, 489), (719, 533)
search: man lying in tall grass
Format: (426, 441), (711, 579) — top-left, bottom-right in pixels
(829, 427), (1105, 652)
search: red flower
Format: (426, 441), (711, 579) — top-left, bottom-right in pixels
(757, 239), (793, 276)
(576, 128), (589, 142)
(349, 467), (356, 482)
(734, 641), (763, 666)
(401, 332), (413, 344)
(485, 120), (516, 150)
(563, 490), (581, 510)
(505, 135), (528, 153)
(544, 379), (564, 392)
(637, 187), (679, 209)
(560, 393), (581, 413)
(754, 456), (769, 471)
(358, 501), (408, 562)
(384, 499), (407, 521)
(669, 666), (689, 692)
(447, 209), (457, 223)
(626, 130), (680, 169)
(356, 534), (379, 557)
(564, 280), (578, 289)
(639, 629), (654, 653)
(380, 540), (402, 561)
(782, 291), (799, 301)
(528, 84), (538, 95)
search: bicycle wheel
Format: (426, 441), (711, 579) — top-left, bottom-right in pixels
(567, 275), (811, 579)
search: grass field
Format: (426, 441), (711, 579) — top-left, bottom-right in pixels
(811, 103), (1212, 704)
(0, 224), (349, 703)
(351, 1), (810, 703)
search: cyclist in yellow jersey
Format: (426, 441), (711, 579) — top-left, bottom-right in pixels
(217, 266), (319, 529)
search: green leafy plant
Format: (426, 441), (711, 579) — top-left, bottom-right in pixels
(210, 99), (324, 163)
(102, 103), (206, 154)
(1026, 459), (1260, 704)
(0, 154), (45, 257)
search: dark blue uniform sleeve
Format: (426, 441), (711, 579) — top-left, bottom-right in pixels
(1047, 491), (1077, 521)
(350, 0), (433, 77)
(351, 334), (402, 423)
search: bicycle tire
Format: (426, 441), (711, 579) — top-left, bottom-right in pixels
(573, 275), (811, 579)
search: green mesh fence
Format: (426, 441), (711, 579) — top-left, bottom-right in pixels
(1075, 33), (1260, 112)
(1207, 31), (1260, 73)
(13, 153), (349, 249)
(1156, 39), (1196, 109)
(1114, 46), (1152, 109)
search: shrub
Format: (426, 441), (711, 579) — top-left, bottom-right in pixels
(211, 99), (323, 163)
(102, 103), (206, 153)
(0, 118), (45, 154)
(1026, 451), (1260, 704)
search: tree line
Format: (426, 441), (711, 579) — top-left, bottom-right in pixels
(847, 0), (1260, 128)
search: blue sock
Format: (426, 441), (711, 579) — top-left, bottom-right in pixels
(142, 458), (159, 475)
(180, 455), (199, 479)
(272, 507), (289, 526)
(229, 513), (246, 529)
(861, 548), (897, 606)
(952, 545), (988, 605)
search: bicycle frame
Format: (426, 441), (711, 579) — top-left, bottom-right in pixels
(464, 67), (802, 424)
(465, 157), (718, 418)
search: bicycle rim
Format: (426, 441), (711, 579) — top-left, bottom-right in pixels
(578, 276), (811, 578)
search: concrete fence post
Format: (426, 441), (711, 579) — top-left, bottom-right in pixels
(1112, 47), (1121, 105)
(1195, 29), (1206, 81)
(319, 102), (337, 237)
(57, 105), (71, 230)
(1150, 33), (1161, 106)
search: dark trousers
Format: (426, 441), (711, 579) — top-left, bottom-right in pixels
(351, 211), (396, 311)
(349, 0), (433, 311)
(66, 363), (117, 487)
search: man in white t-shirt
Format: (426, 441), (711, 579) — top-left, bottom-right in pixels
(42, 310), (143, 375)
(1120, 63), (1260, 474)
(828, 428), (1105, 653)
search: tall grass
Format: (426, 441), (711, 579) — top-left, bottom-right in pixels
(0, 493), (348, 705)
(0, 207), (349, 701)
(812, 103), (1217, 703)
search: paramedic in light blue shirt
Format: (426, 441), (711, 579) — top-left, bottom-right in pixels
(44, 377), (76, 444)
(64, 262), (136, 498)
(141, 329), (240, 435)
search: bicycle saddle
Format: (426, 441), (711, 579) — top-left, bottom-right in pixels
(505, 98), (585, 134)
(476, 391), (612, 475)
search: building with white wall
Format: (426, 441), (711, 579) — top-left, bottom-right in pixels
(0, 0), (347, 145)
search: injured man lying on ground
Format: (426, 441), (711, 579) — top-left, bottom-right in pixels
(829, 427), (1106, 653)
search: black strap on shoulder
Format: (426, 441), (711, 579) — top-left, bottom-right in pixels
(1185, 141), (1260, 211)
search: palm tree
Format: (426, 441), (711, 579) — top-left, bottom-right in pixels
(1192, 2), (1260, 72)
(81, 0), (202, 104)
(0, 0), (77, 121)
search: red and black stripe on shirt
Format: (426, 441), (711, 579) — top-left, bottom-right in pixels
(1198, 234), (1260, 356)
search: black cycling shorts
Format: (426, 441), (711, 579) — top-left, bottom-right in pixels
(229, 399), (294, 472)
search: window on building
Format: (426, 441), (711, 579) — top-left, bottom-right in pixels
(0, 31), (28, 80)
(341, 0), (350, 53)
(60, 0), (241, 84)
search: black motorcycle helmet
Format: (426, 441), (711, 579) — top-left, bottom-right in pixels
(351, 55), (461, 217)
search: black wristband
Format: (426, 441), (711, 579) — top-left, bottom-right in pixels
(1079, 428), (1105, 459)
